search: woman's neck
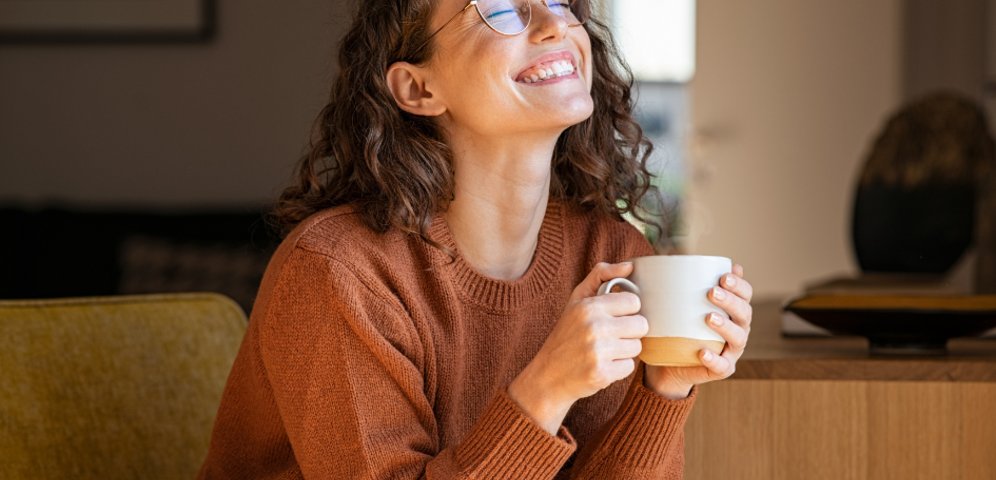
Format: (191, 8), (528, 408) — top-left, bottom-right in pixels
(443, 133), (558, 281)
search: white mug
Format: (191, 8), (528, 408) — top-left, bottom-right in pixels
(597, 255), (731, 366)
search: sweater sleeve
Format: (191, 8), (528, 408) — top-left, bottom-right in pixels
(257, 247), (576, 479)
(567, 363), (696, 479)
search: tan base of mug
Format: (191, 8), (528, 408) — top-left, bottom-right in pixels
(640, 337), (726, 367)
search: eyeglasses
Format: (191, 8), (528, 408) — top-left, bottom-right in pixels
(417, 0), (588, 52)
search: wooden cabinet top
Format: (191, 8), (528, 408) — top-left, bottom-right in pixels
(735, 299), (996, 382)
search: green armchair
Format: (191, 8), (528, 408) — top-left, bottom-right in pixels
(0, 293), (247, 479)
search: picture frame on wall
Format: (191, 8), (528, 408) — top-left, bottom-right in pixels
(0, 0), (215, 43)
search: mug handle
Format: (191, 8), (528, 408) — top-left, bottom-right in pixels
(596, 277), (640, 296)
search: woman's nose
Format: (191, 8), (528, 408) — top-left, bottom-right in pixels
(527, 1), (571, 43)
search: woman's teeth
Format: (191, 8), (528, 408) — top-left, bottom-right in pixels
(519, 60), (576, 83)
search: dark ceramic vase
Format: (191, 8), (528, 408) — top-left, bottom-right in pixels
(852, 184), (975, 274)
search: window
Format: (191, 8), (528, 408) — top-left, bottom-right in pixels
(608, 0), (696, 249)
(612, 0), (696, 83)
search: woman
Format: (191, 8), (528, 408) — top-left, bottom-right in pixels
(200, 0), (753, 478)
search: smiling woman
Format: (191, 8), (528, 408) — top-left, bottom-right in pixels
(270, 0), (659, 244)
(198, 0), (755, 478)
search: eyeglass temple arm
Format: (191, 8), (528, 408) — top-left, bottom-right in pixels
(413, 1), (477, 54)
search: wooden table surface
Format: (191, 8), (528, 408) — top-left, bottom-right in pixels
(734, 298), (996, 382)
(686, 298), (996, 479)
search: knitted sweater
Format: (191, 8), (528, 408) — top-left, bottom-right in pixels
(198, 200), (696, 479)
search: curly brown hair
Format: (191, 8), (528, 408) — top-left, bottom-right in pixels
(271, 0), (662, 242)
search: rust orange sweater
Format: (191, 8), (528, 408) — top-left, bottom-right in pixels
(199, 200), (696, 479)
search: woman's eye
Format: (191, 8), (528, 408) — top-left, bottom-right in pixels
(546, 1), (571, 11)
(484, 8), (517, 21)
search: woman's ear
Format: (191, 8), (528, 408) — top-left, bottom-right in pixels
(386, 62), (446, 117)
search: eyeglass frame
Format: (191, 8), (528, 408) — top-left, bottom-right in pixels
(411, 0), (587, 55)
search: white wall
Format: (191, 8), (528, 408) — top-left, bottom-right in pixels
(688, 0), (903, 297)
(0, 0), (347, 207)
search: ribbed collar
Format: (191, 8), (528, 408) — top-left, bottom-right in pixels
(427, 200), (565, 313)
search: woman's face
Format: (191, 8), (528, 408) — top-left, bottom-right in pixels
(424, 0), (595, 138)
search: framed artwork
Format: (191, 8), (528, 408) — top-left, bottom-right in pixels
(0, 0), (215, 42)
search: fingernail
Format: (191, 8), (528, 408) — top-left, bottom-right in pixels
(709, 313), (723, 326)
(702, 350), (714, 361)
(725, 274), (737, 287)
(713, 287), (726, 300)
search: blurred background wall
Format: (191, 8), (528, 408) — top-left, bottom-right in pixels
(686, 0), (903, 296)
(905, 0), (986, 102)
(687, 0), (988, 297)
(0, 0), (347, 207)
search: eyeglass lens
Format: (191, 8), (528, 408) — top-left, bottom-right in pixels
(476, 0), (586, 36)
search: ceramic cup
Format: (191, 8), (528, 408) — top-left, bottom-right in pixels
(597, 255), (731, 366)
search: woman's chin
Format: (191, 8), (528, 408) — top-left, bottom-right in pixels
(532, 92), (594, 124)
(556, 99), (595, 127)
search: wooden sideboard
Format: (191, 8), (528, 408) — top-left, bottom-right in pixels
(684, 299), (996, 480)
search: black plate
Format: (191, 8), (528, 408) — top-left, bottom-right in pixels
(784, 295), (996, 355)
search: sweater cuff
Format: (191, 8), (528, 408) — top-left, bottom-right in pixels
(455, 390), (577, 479)
(594, 365), (697, 468)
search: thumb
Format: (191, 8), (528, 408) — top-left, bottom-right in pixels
(570, 261), (634, 302)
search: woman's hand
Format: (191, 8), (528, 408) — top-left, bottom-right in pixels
(644, 263), (754, 399)
(508, 262), (649, 434)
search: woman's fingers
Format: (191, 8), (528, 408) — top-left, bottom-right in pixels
(587, 292), (641, 317)
(700, 348), (736, 378)
(721, 271), (753, 303)
(570, 262), (634, 301)
(608, 358), (637, 380)
(703, 262), (750, 378)
(607, 314), (650, 339)
(708, 286), (752, 330)
(609, 338), (644, 360)
(706, 313), (748, 353)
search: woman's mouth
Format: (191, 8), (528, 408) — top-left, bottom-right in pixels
(515, 52), (579, 85)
